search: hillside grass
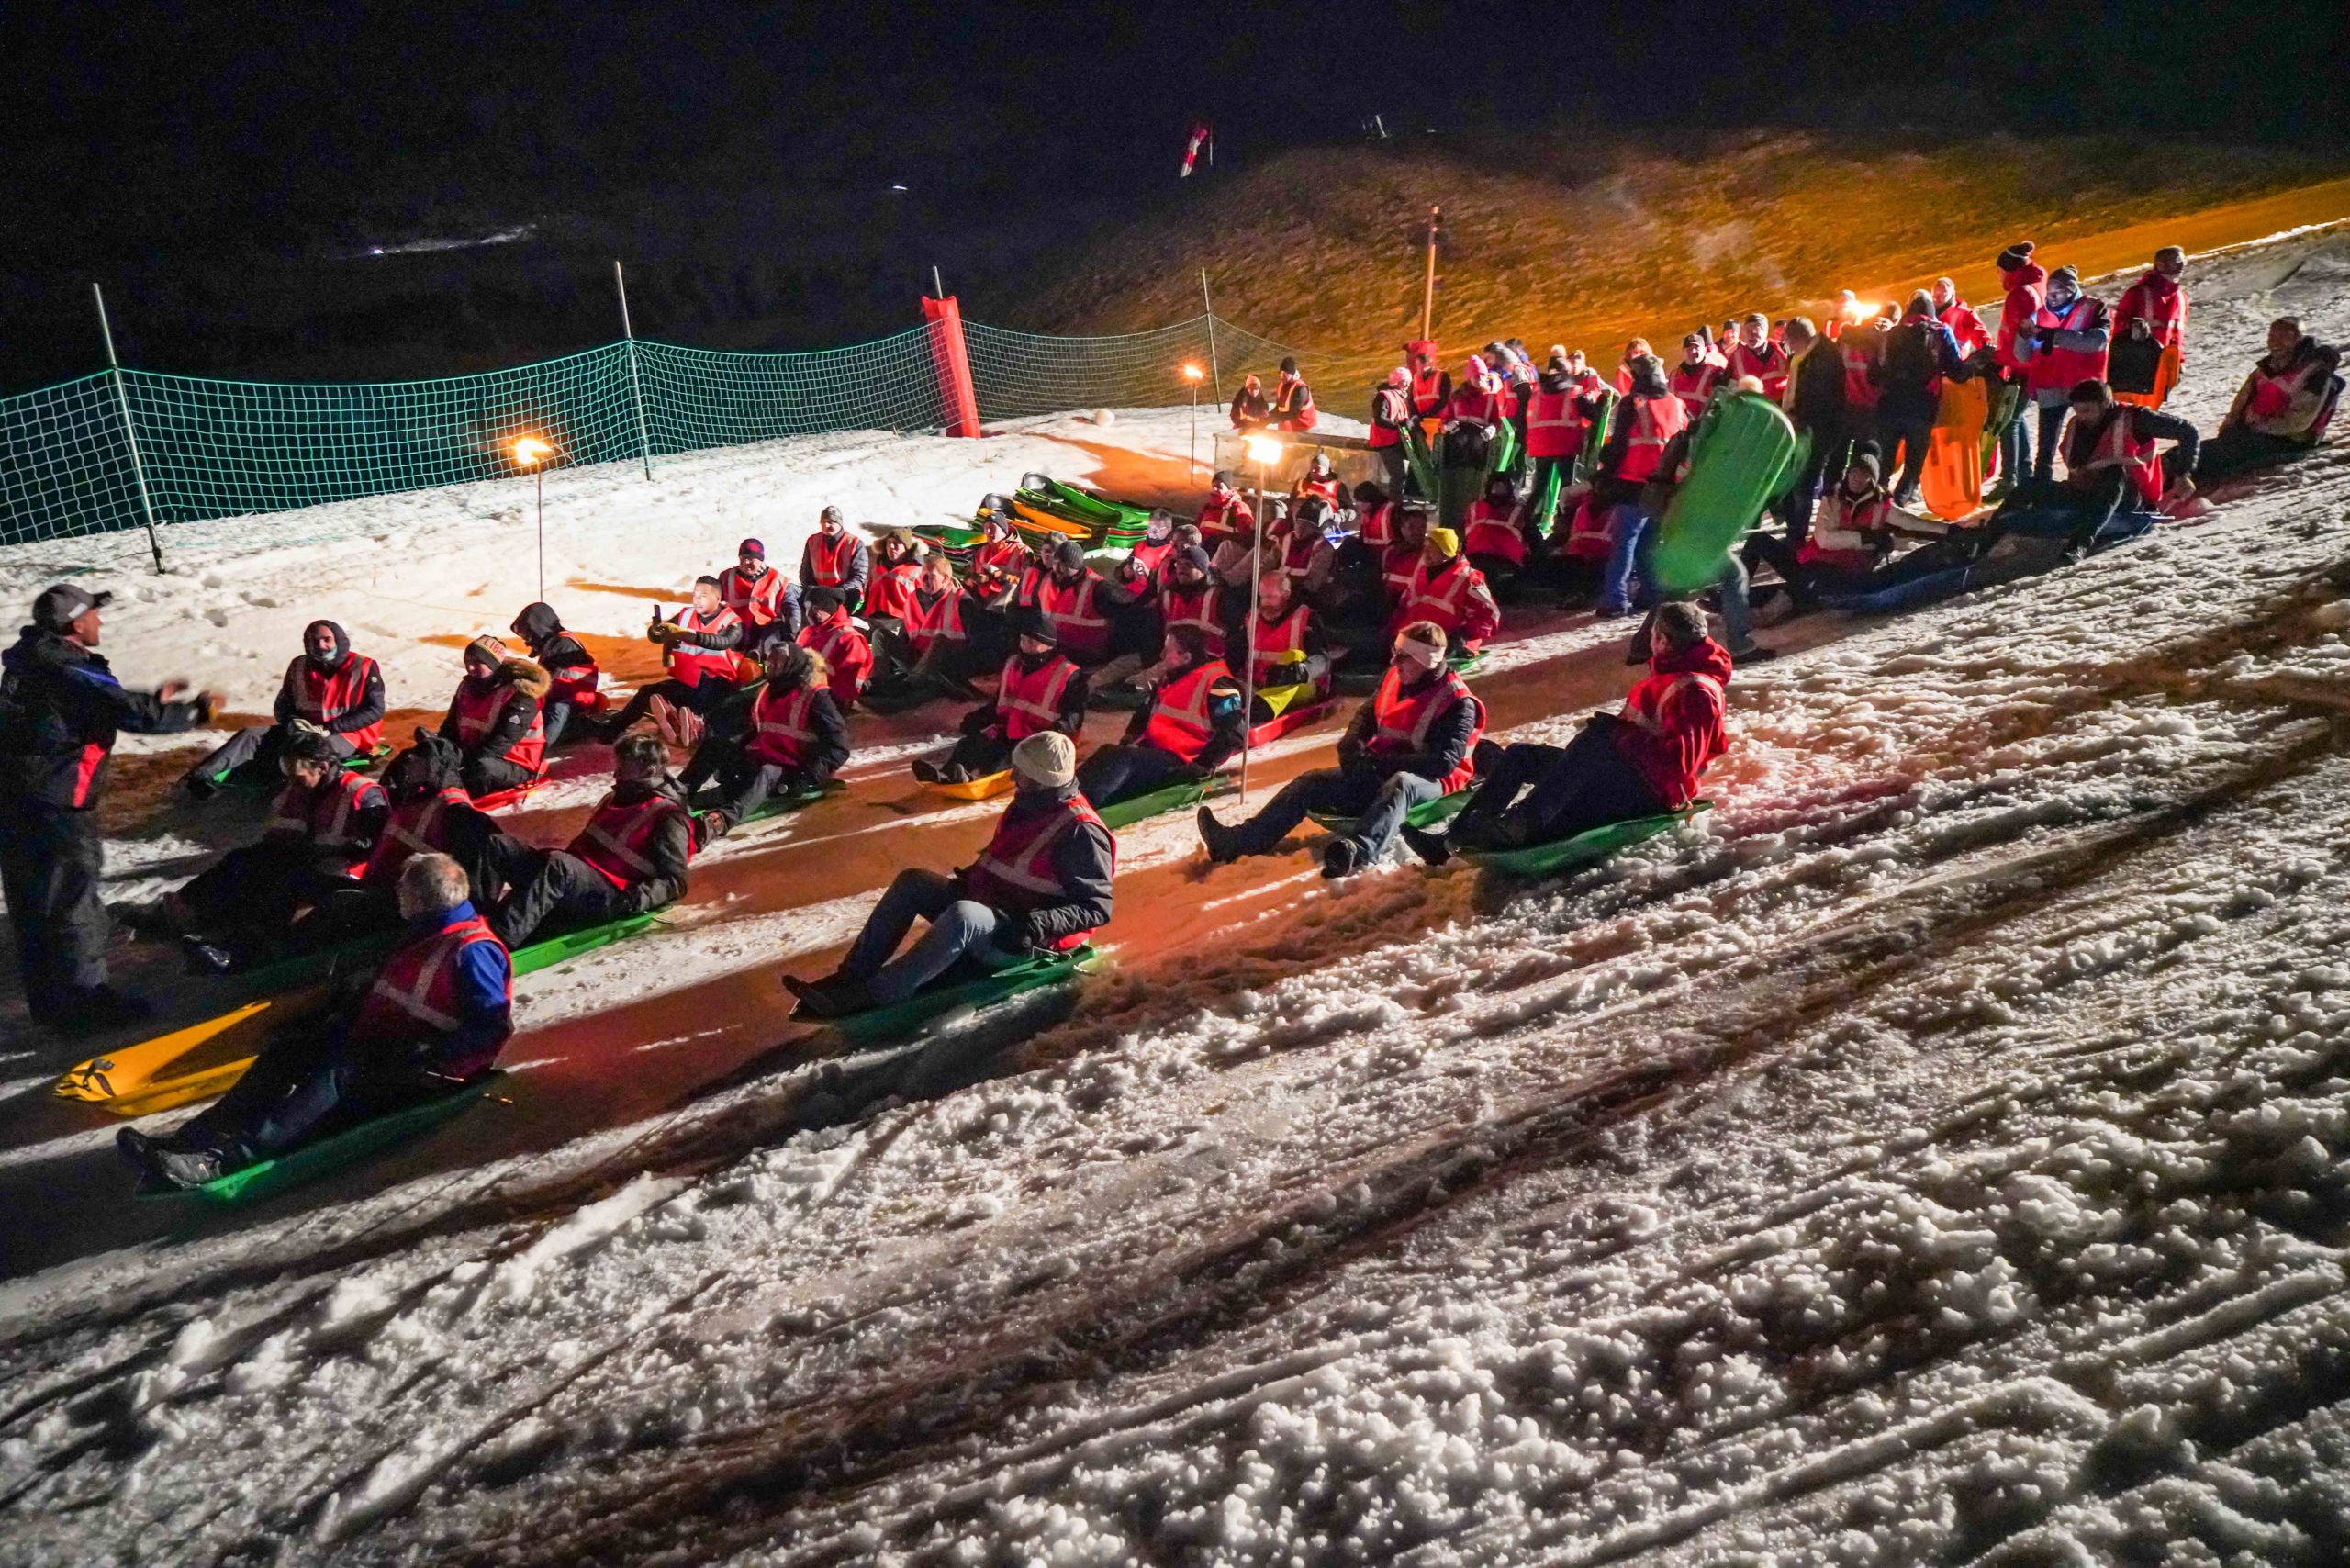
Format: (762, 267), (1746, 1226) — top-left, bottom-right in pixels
(1002, 129), (2350, 367)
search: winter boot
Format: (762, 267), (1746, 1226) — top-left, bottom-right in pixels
(181, 934), (239, 979)
(1320, 838), (1363, 879)
(1196, 807), (1243, 865)
(1399, 823), (1453, 866)
(910, 757), (946, 785)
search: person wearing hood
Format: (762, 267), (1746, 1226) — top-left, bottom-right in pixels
(865, 529), (925, 626)
(1196, 470), (1255, 543)
(793, 586), (873, 710)
(1198, 620), (1484, 879)
(1990, 241), (2049, 490)
(596, 576), (747, 741)
(1015, 539), (1113, 666)
(2197, 317), (2344, 483)
(153, 726), (390, 974)
(1994, 378), (2199, 555)
(718, 537), (798, 638)
(509, 601), (601, 747)
(1290, 451), (1342, 511)
(1875, 292), (1967, 506)
(800, 506), (871, 612)
(1614, 339), (1654, 397)
(118, 853), (512, 1192)
(1270, 356), (1317, 431)
(1077, 623), (1246, 808)
(1275, 495), (1343, 599)
(1369, 367), (1415, 496)
(1404, 341), (1452, 420)
(1589, 353), (1688, 617)
(788, 732), (1113, 1018)
(1229, 373), (1271, 431)
(486, 733), (693, 946)
(914, 615), (1088, 785)
(682, 640), (851, 838)
(341, 730), (502, 933)
(2112, 247), (2189, 409)
(437, 635), (549, 800)
(1, 584), (218, 1030)
(183, 619), (384, 797)
(1404, 601), (1729, 863)
(2025, 263), (2110, 484)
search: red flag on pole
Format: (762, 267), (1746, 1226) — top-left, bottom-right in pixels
(1181, 121), (1212, 178)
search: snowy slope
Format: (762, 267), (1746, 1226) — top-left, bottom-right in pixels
(2, 232), (2349, 1564)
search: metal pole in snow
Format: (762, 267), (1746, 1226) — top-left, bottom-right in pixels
(535, 466), (545, 603)
(1201, 269), (1223, 404)
(93, 283), (166, 574)
(932, 264), (945, 300)
(615, 261), (654, 481)
(1239, 459), (1265, 807)
(1421, 206), (1439, 345)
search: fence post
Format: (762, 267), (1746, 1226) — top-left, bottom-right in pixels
(614, 261), (655, 481)
(92, 283), (166, 574)
(921, 294), (983, 438)
(1200, 268), (1223, 403)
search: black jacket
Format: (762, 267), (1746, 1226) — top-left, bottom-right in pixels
(0, 626), (210, 807)
(964, 652), (1090, 740)
(1118, 655), (1247, 773)
(711, 678), (852, 782)
(275, 622), (386, 736)
(1337, 672), (1480, 785)
(1787, 341), (1848, 431)
(588, 775), (693, 913)
(958, 782), (1115, 948)
(512, 603), (596, 688)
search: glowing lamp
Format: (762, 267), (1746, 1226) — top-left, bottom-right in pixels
(1243, 434), (1284, 466)
(512, 436), (554, 468)
(1181, 363), (1205, 383)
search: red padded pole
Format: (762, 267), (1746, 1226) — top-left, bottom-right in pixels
(922, 295), (982, 439)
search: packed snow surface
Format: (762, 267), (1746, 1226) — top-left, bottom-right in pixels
(3, 232), (2350, 1564)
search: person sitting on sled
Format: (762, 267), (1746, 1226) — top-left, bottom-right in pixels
(118, 852), (512, 1192)
(2196, 317), (2344, 484)
(182, 620), (385, 798)
(1241, 566), (1329, 722)
(508, 602), (600, 747)
(1075, 623), (1246, 808)
(485, 733), (692, 948)
(913, 615), (1089, 785)
(1197, 620), (1483, 880)
(1992, 377), (2199, 558)
(438, 636), (548, 801)
(681, 641), (850, 840)
(1404, 601), (1729, 864)
(142, 726), (388, 966)
(593, 577), (745, 742)
(787, 732), (1113, 1018)
(796, 586), (874, 709)
(866, 552), (987, 706)
(1388, 525), (1500, 655)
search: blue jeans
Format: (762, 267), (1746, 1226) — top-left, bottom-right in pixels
(1597, 505), (1651, 613)
(1226, 766), (1443, 863)
(1714, 554), (1755, 654)
(1998, 409), (2031, 488)
(844, 868), (1025, 1004)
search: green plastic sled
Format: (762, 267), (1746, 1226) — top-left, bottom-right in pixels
(1309, 787), (1473, 837)
(1576, 389), (1619, 485)
(1459, 801), (1712, 876)
(136, 1071), (505, 1206)
(822, 945), (1100, 1047)
(732, 778), (848, 827)
(1096, 776), (1233, 830)
(1651, 391), (1801, 596)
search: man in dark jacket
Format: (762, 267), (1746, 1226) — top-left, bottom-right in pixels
(595, 577), (746, 740)
(1075, 624), (1246, 806)
(786, 732), (1113, 1017)
(1777, 317), (1849, 545)
(914, 618), (1089, 784)
(1875, 293), (1966, 507)
(799, 506), (872, 611)
(681, 641), (851, 835)
(1198, 620), (1484, 879)
(486, 734), (693, 946)
(183, 620), (385, 796)
(2197, 318), (2344, 484)
(1995, 378), (2199, 555)
(509, 601), (600, 746)
(0, 584), (218, 1029)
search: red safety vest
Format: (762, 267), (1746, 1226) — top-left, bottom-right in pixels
(1399, 556), (1496, 645)
(1524, 386), (1582, 459)
(364, 785), (472, 890)
(571, 790), (688, 890)
(797, 612), (871, 703)
(1668, 360), (1720, 420)
(2069, 411), (2165, 508)
(744, 682), (822, 769)
(1725, 341), (1790, 398)
(447, 678), (545, 777)
(1140, 659), (1235, 763)
(1368, 386), (1410, 449)
(1292, 474), (1340, 510)
(666, 605), (741, 688)
(1126, 538), (1177, 582)
(961, 794), (1114, 947)
(866, 561), (922, 622)
(1280, 528), (1323, 583)
(1358, 500), (1395, 550)
(1797, 487), (1892, 571)
(1620, 666), (1729, 807)
(1840, 336), (1882, 409)
(902, 586), (968, 653)
(1617, 394), (1688, 483)
(1032, 572), (1110, 656)
(717, 564), (788, 626)
(1368, 666), (1485, 791)
(264, 769), (380, 877)
(1381, 543), (1421, 606)
(1409, 364), (1449, 417)
(1563, 496), (1616, 562)
(1196, 493), (1253, 541)
(1463, 498), (1528, 566)
(1270, 377), (1317, 431)
(1448, 383), (1505, 427)
(995, 654), (1080, 741)
(283, 652), (382, 750)
(1247, 601), (1313, 686)
(540, 646), (599, 710)
(348, 911), (509, 1050)
(968, 535), (1029, 595)
(803, 532), (859, 588)
(2031, 295), (2110, 395)
(2117, 272), (2187, 349)
(1161, 584), (1224, 657)
(1938, 300), (1989, 357)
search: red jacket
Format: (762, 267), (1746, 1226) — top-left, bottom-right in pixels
(1995, 258), (2048, 374)
(2114, 270), (2188, 350)
(1612, 639), (1732, 808)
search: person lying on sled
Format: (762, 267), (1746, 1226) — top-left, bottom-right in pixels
(787, 732), (1113, 1017)
(117, 853), (511, 1191)
(1404, 600), (1729, 864)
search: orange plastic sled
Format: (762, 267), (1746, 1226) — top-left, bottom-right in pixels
(1919, 375), (1990, 521)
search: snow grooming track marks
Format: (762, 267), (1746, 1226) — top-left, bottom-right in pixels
(2, 230), (2350, 1564)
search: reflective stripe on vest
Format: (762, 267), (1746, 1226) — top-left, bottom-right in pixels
(1617, 396), (1686, 483)
(286, 653), (381, 745)
(1141, 660), (1233, 762)
(367, 787), (471, 886)
(1162, 588), (1223, 654)
(998, 655), (1078, 741)
(1036, 574), (1108, 646)
(265, 768), (375, 848)
(806, 533), (857, 587)
(1248, 604), (1311, 685)
(1404, 558), (1483, 628)
(903, 586), (968, 648)
(746, 683), (820, 768)
(1368, 666), (1484, 790)
(361, 915), (500, 1035)
(720, 565), (784, 622)
(963, 796), (1114, 946)
(1463, 501), (1527, 566)
(450, 679), (544, 771)
(574, 792), (685, 889)
(667, 606), (741, 685)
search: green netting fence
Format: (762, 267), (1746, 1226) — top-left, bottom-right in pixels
(0, 312), (1396, 555)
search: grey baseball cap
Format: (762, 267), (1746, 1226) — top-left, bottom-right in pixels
(32, 583), (112, 632)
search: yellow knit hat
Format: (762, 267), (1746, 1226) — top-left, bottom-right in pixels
(1424, 526), (1460, 560)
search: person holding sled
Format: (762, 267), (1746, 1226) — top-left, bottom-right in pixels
(1404, 601), (1728, 863)
(118, 853), (512, 1192)
(1197, 620), (1483, 880)
(682, 641), (850, 838)
(438, 636), (548, 800)
(183, 620), (384, 797)
(787, 732), (1113, 1017)
(2111, 247), (2189, 409)
(486, 733), (692, 948)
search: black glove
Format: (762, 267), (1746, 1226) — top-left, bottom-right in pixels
(1011, 910), (1053, 953)
(1337, 735), (1367, 769)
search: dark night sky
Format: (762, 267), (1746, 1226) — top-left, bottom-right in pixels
(3, 1), (2343, 388)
